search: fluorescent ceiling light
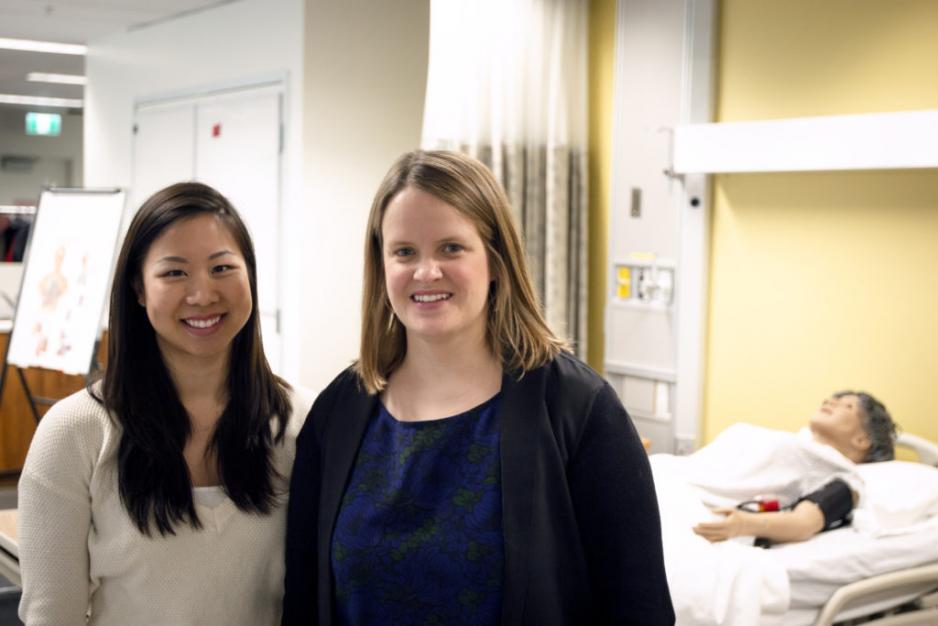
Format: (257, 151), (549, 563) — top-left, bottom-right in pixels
(0, 94), (83, 108)
(0, 37), (86, 55)
(27, 72), (87, 86)
(0, 205), (37, 215)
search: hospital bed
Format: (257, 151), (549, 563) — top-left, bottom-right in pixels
(653, 430), (938, 626)
(780, 432), (938, 626)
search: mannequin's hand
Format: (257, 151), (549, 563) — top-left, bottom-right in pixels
(693, 508), (754, 542)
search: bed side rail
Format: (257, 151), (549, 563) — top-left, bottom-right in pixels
(857, 606), (938, 625)
(896, 433), (938, 466)
(813, 563), (938, 626)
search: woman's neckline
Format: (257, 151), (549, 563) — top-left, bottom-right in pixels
(379, 391), (501, 425)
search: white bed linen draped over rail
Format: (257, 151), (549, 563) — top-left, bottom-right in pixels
(652, 453), (791, 626)
(421, 0), (589, 355)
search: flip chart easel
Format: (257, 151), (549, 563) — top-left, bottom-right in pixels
(0, 187), (125, 430)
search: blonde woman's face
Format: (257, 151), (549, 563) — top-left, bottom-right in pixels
(381, 187), (491, 347)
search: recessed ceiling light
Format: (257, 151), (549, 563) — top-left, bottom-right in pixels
(0, 94), (83, 108)
(26, 72), (87, 86)
(0, 37), (86, 55)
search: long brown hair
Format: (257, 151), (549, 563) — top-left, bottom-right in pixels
(355, 150), (567, 394)
(96, 181), (290, 535)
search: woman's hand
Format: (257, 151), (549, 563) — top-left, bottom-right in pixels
(692, 507), (755, 542)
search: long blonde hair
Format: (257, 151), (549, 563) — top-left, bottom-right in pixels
(355, 150), (567, 394)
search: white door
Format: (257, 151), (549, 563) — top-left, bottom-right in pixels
(132, 83), (284, 372)
(194, 87), (282, 372)
(131, 102), (196, 217)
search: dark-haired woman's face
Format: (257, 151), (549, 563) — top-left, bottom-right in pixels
(137, 214), (252, 371)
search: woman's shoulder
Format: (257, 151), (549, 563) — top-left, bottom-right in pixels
(23, 387), (114, 485)
(541, 351), (608, 399)
(287, 384), (316, 418)
(33, 387), (114, 441)
(280, 368), (365, 436)
(532, 352), (624, 433)
(282, 383), (315, 439)
(314, 366), (369, 408)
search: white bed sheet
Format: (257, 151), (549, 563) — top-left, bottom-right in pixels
(652, 454), (790, 626)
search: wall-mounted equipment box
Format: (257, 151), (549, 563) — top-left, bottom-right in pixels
(612, 256), (675, 308)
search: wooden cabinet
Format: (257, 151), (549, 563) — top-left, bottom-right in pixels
(0, 332), (107, 475)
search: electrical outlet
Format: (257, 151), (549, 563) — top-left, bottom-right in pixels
(655, 267), (674, 305)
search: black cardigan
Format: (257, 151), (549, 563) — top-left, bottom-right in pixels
(283, 353), (674, 625)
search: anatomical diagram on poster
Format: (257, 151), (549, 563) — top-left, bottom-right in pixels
(7, 189), (125, 375)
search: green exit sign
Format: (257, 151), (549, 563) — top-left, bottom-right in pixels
(25, 112), (62, 136)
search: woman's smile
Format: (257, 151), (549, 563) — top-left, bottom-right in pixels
(181, 313), (227, 334)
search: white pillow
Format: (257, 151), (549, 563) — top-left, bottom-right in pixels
(852, 461), (938, 536)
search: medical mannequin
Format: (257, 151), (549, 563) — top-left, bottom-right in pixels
(693, 391), (896, 544)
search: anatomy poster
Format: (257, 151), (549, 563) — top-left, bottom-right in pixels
(7, 189), (125, 375)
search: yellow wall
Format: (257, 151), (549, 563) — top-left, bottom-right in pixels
(587, 0), (616, 371)
(704, 0), (938, 447)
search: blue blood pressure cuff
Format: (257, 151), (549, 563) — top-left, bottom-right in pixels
(796, 478), (854, 531)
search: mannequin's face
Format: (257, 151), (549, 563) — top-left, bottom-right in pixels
(809, 394), (871, 463)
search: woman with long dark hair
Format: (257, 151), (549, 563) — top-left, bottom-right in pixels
(18, 182), (310, 625)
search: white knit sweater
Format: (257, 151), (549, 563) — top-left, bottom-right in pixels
(17, 386), (313, 626)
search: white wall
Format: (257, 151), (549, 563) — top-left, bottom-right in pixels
(84, 0), (430, 392)
(301, 0), (429, 391)
(83, 0), (306, 382)
(0, 109), (83, 204)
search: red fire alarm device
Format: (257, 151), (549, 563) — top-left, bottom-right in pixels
(212, 123), (222, 137)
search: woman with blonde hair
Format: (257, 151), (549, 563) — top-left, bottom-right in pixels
(284, 150), (673, 625)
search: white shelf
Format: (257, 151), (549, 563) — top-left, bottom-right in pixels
(672, 108), (938, 174)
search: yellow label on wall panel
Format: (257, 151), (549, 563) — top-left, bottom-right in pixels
(616, 266), (631, 299)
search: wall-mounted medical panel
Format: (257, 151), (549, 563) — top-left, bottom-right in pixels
(612, 257), (675, 308)
(673, 108), (938, 174)
(605, 0), (715, 455)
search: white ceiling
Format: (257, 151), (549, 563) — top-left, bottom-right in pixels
(0, 0), (235, 112)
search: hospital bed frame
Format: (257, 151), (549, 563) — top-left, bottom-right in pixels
(811, 432), (938, 626)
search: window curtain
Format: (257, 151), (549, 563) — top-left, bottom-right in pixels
(421, 0), (589, 356)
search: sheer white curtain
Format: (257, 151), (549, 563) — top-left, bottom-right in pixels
(422, 0), (589, 355)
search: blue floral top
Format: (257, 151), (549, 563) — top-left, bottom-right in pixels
(331, 394), (504, 626)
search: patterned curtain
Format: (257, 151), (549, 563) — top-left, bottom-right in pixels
(423, 0), (589, 356)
